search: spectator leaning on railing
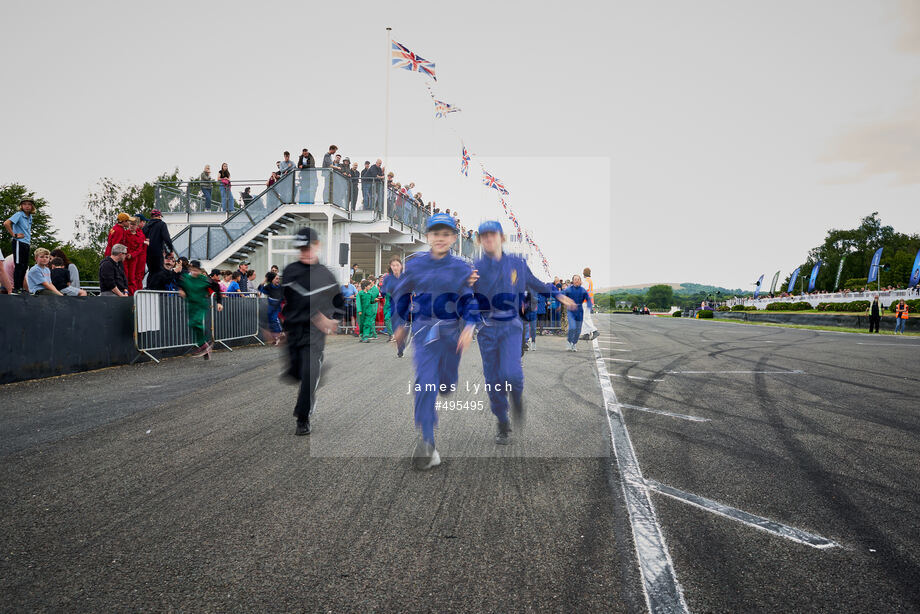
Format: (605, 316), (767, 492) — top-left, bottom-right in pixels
(99, 244), (129, 297)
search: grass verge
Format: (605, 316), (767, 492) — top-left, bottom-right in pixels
(709, 318), (920, 336)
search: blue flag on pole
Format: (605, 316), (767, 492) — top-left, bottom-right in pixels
(753, 274), (764, 299)
(787, 267), (801, 293)
(867, 248), (883, 283)
(807, 260), (822, 292)
(909, 249), (920, 288)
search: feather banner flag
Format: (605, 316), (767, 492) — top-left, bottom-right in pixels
(391, 41), (436, 80)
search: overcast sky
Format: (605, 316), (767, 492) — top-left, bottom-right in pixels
(1, 0), (918, 288)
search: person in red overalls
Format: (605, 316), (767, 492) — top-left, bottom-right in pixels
(123, 217), (146, 295)
(133, 214), (149, 292)
(104, 213), (130, 258)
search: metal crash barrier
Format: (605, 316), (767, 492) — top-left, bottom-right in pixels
(212, 292), (264, 350)
(134, 290), (262, 363)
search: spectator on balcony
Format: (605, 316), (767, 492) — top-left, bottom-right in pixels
(218, 163), (234, 212)
(26, 248), (63, 296)
(50, 256), (87, 296)
(99, 244), (129, 297)
(322, 145), (338, 168)
(360, 161), (372, 209)
(280, 151), (295, 175)
(333, 153), (342, 170)
(199, 165), (213, 211)
(298, 148), (315, 169)
(267, 171), (280, 188)
(405, 182), (416, 199)
(144, 209), (174, 279)
(366, 159), (384, 210)
(104, 212), (130, 258)
(241, 187), (254, 206)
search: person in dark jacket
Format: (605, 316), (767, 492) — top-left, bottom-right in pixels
(147, 254), (181, 291)
(99, 244), (129, 296)
(281, 227), (344, 436)
(868, 294), (881, 333)
(144, 209), (175, 277)
(297, 148), (315, 169)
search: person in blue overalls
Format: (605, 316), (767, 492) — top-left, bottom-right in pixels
(471, 221), (574, 444)
(392, 213), (480, 470)
(380, 254), (406, 357)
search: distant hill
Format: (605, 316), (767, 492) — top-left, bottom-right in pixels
(598, 282), (747, 295)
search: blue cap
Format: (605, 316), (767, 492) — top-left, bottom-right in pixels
(426, 213), (458, 233)
(477, 220), (504, 235)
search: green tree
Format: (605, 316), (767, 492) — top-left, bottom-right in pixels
(74, 169), (180, 253)
(0, 184), (59, 252)
(646, 284), (674, 309)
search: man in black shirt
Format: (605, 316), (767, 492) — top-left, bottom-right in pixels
(147, 254), (181, 290)
(282, 227), (345, 435)
(144, 209), (175, 277)
(99, 244), (129, 297)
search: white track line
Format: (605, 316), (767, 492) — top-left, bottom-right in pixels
(856, 342), (920, 347)
(598, 341), (628, 345)
(608, 374), (665, 382)
(591, 338), (689, 613)
(606, 358), (641, 363)
(665, 370), (805, 375)
(641, 479), (838, 549)
(615, 403), (711, 423)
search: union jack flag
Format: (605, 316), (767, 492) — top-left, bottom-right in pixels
(433, 98), (460, 118)
(392, 41), (436, 81)
(461, 147), (471, 176)
(482, 170), (509, 195)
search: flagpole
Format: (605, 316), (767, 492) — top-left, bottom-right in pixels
(385, 27), (392, 173)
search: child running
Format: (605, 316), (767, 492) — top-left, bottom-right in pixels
(178, 259), (223, 359)
(471, 221), (574, 443)
(563, 275), (592, 352)
(392, 213), (479, 470)
(380, 254), (405, 357)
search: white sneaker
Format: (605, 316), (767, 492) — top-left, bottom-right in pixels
(423, 448), (441, 470)
(412, 440), (441, 470)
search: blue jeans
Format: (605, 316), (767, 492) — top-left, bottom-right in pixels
(200, 187), (212, 210)
(526, 315), (537, 341)
(220, 185), (234, 212)
(895, 317), (906, 333)
(567, 310), (583, 344)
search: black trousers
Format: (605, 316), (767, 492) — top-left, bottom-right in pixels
(11, 240), (29, 291)
(869, 315), (880, 333)
(287, 332), (325, 423)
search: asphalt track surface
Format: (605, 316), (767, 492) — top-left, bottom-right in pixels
(1, 314), (918, 612)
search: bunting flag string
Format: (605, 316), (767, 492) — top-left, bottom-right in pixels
(391, 40), (436, 80)
(460, 145), (470, 177)
(425, 84), (460, 118)
(389, 33), (553, 276)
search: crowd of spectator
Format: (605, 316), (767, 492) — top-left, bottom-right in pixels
(188, 144), (479, 239)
